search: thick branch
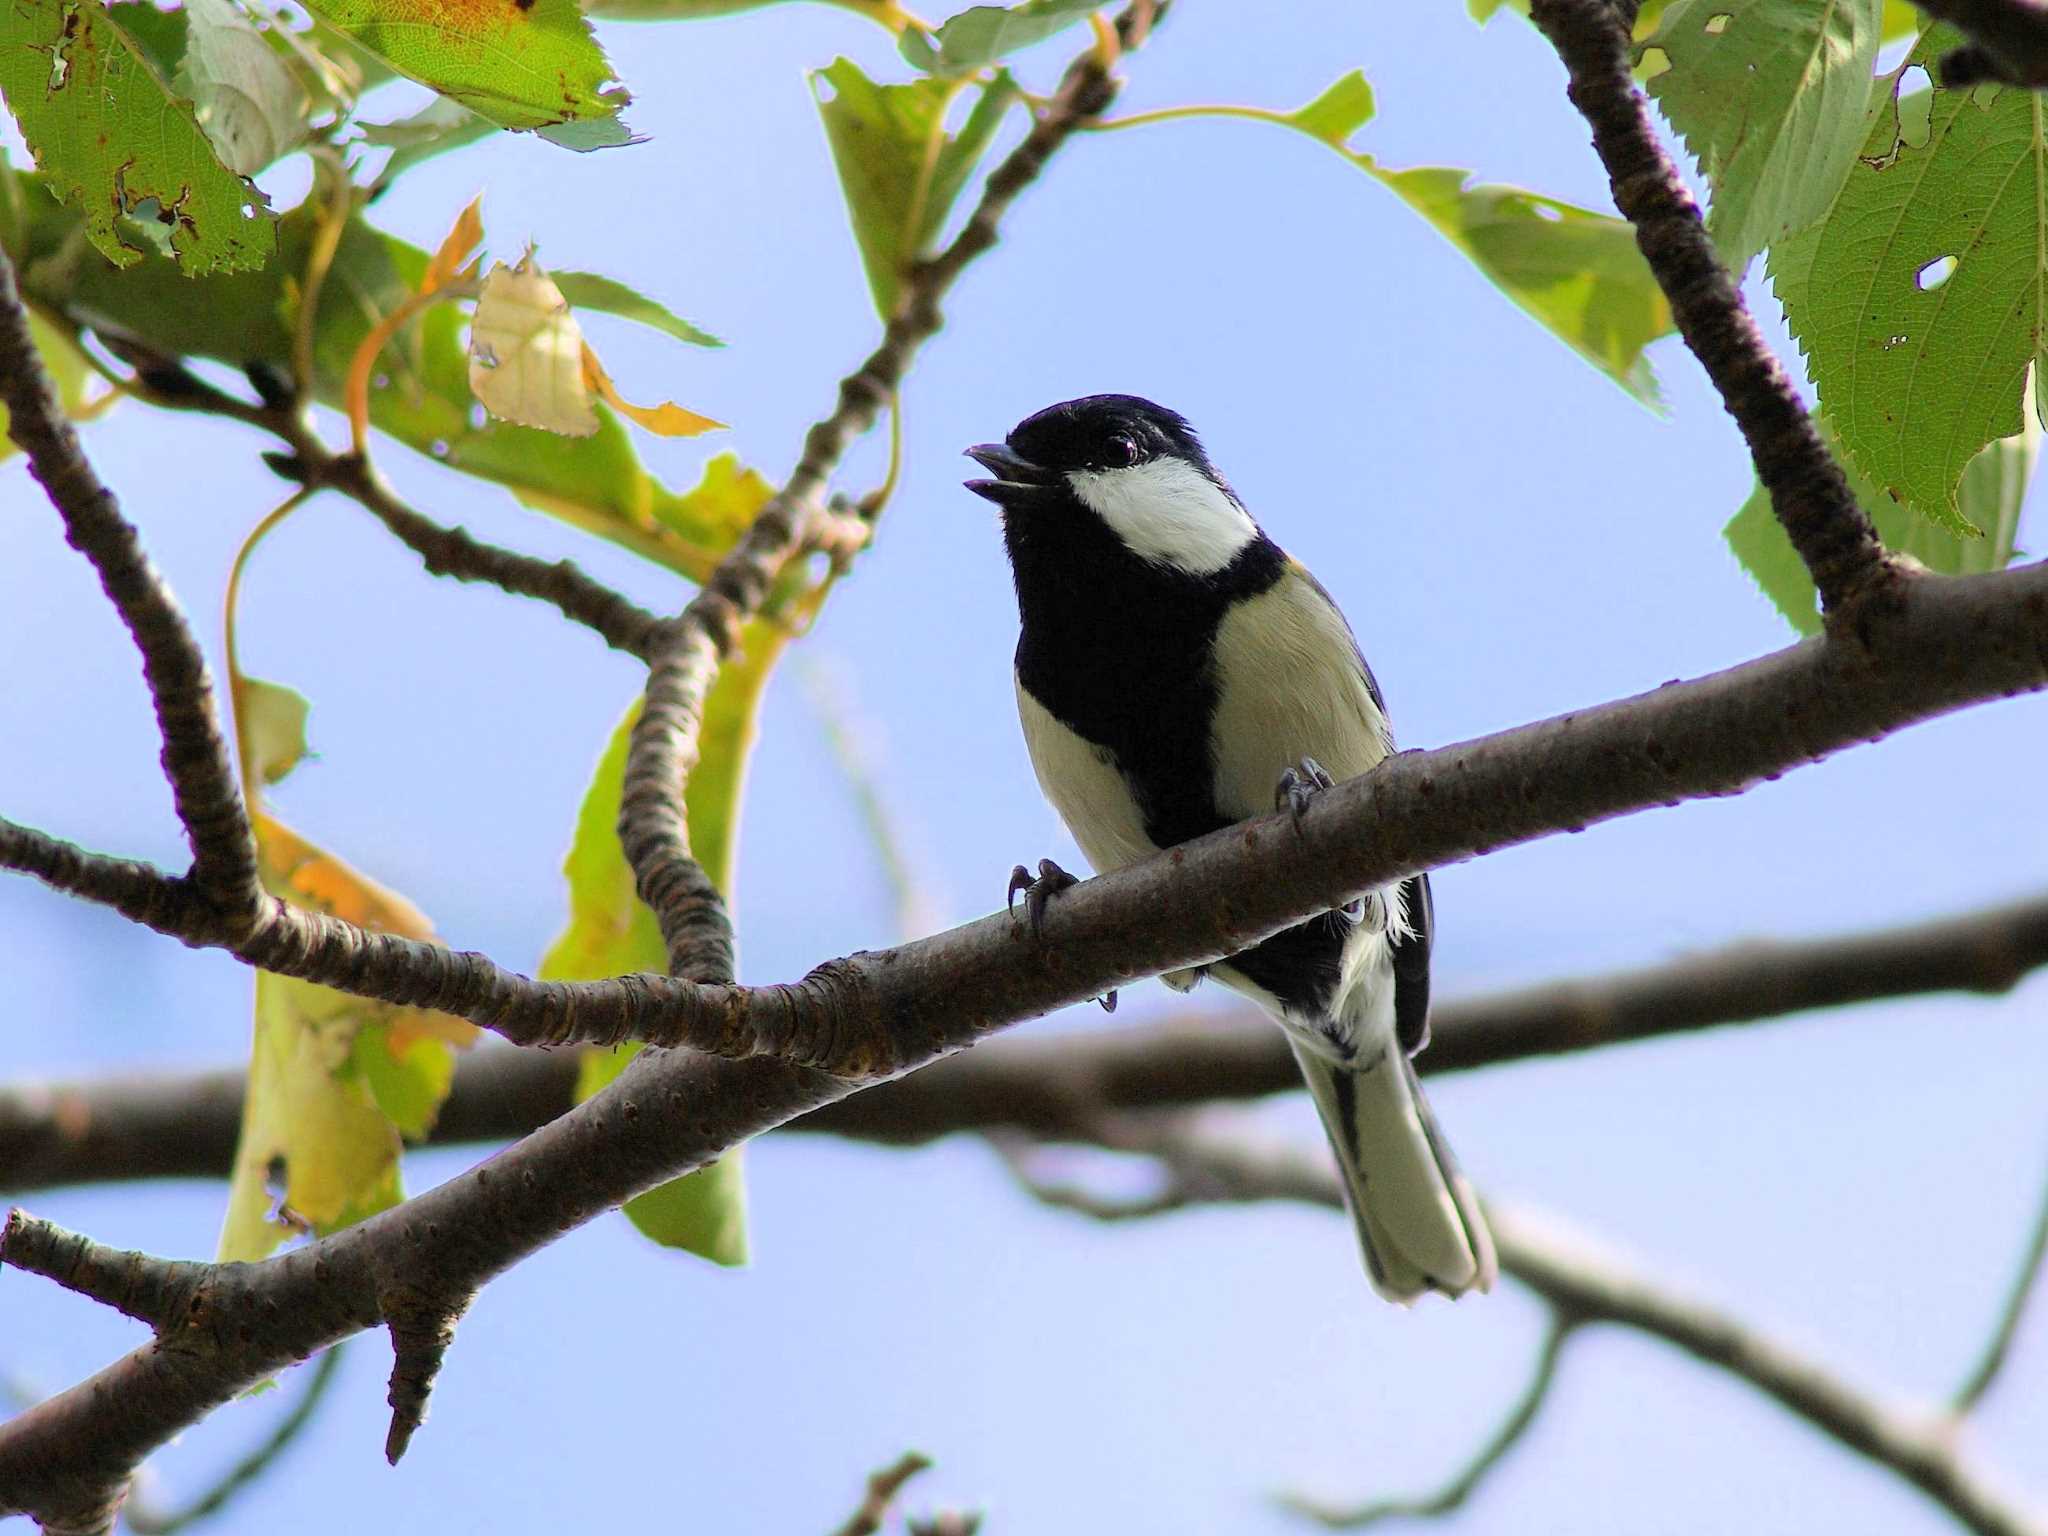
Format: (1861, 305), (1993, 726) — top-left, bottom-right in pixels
(1529, 0), (1891, 616)
(10, 887), (2047, 1194)
(1914, 0), (2048, 86)
(615, 10), (1147, 980)
(1009, 1135), (2045, 1536)
(9, 556), (2047, 1072)
(0, 257), (262, 926)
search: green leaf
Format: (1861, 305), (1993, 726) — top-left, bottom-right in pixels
(1286, 70), (1375, 149)
(13, 182), (741, 578)
(1770, 36), (2048, 534)
(900, 0), (1095, 73)
(812, 59), (1018, 316)
(1259, 74), (1674, 405)
(238, 675), (313, 786)
(1641, 0), (1882, 273)
(1372, 166), (1673, 406)
(553, 270), (723, 348)
(541, 621), (788, 1266)
(299, 0), (631, 144)
(1726, 408), (2037, 633)
(359, 97), (499, 188)
(0, 0), (273, 272)
(182, 0), (308, 175)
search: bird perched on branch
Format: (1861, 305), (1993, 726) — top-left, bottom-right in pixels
(966, 394), (1494, 1302)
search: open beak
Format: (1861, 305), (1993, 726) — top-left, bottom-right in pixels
(964, 442), (1054, 505)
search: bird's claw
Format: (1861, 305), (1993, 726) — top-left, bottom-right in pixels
(1274, 758), (1362, 920)
(1097, 988), (1118, 1014)
(1006, 857), (1079, 937)
(1275, 756), (1338, 825)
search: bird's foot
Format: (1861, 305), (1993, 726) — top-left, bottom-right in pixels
(1275, 756), (1338, 825)
(1006, 857), (1080, 937)
(1273, 758), (1362, 920)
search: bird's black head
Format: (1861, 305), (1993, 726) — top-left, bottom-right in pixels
(964, 394), (1213, 502)
(965, 395), (1262, 582)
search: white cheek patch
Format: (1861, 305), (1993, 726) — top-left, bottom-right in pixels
(1066, 458), (1258, 576)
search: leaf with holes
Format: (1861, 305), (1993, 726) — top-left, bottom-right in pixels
(0, 0), (274, 271)
(1727, 408), (2037, 633)
(298, 0), (632, 146)
(1771, 35), (2048, 533)
(812, 58), (1018, 316)
(219, 816), (476, 1262)
(1642, 0), (1883, 272)
(1266, 73), (1674, 405)
(538, 622), (792, 1267)
(899, 0), (1096, 73)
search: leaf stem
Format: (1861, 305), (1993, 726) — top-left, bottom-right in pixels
(223, 488), (315, 794)
(1084, 102), (1294, 133)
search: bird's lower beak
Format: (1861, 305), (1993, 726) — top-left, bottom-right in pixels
(964, 443), (1054, 505)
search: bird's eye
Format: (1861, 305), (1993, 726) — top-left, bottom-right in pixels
(1108, 435), (1140, 467)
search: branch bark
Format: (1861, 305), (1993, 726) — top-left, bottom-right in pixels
(0, 263), (263, 928)
(1530, 0), (1892, 617)
(8, 887), (2046, 1195)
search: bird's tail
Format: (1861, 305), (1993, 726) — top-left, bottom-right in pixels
(1289, 1039), (1496, 1303)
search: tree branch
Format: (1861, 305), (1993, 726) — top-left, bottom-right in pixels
(829, 1451), (934, 1536)
(1004, 1131), (2046, 1536)
(9, 551), (2047, 1070)
(1529, 0), (1892, 618)
(1913, 0), (2048, 87)
(0, 260), (263, 927)
(6, 888), (2048, 1195)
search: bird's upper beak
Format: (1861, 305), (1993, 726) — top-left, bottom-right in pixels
(964, 442), (1055, 505)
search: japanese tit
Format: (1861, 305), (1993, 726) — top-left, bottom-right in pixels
(966, 394), (1494, 1303)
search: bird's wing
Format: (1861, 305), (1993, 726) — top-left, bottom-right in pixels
(1391, 871), (1433, 1055)
(1204, 558), (1396, 823)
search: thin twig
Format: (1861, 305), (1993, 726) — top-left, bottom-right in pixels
(829, 1451), (934, 1536)
(123, 1347), (346, 1536)
(1001, 1130), (2046, 1536)
(1914, 0), (2048, 86)
(1951, 1151), (2048, 1415)
(1529, 0), (1893, 618)
(1280, 1315), (1577, 1530)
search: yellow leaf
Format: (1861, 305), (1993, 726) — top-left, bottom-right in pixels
(421, 193), (485, 296)
(468, 253), (598, 436)
(219, 816), (476, 1261)
(580, 342), (724, 438)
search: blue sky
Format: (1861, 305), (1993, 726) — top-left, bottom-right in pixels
(4, 2), (2046, 1532)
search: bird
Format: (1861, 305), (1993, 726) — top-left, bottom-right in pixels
(964, 393), (1495, 1303)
